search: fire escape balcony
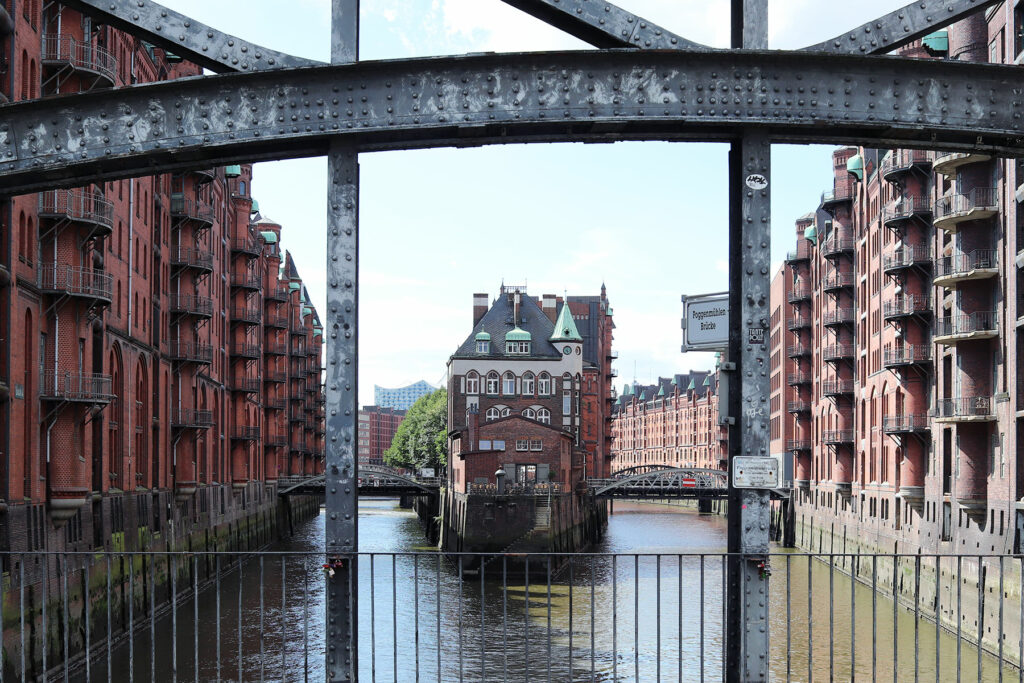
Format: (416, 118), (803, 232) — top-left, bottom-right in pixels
(932, 152), (992, 177)
(171, 409), (214, 430)
(231, 307), (262, 325)
(189, 168), (217, 184)
(882, 195), (931, 229)
(788, 286), (812, 303)
(265, 315), (289, 329)
(39, 370), (114, 403)
(882, 244), (932, 274)
(822, 271), (855, 292)
(786, 440), (811, 452)
(230, 272), (262, 291)
(933, 188), (998, 232)
(787, 401), (811, 414)
(171, 246), (214, 273)
(820, 179), (855, 211)
(231, 377), (261, 394)
(933, 397), (996, 423)
(230, 342), (261, 359)
(38, 264), (113, 305)
(785, 243), (812, 264)
(933, 311), (998, 345)
(290, 366), (307, 379)
(822, 308), (855, 327)
(170, 197), (216, 228)
(820, 234), (855, 259)
(822, 380), (855, 398)
(290, 407), (306, 423)
(787, 373), (812, 386)
(266, 433), (288, 448)
(881, 149), (933, 181)
(264, 341), (288, 355)
(787, 316), (811, 331)
(822, 344), (855, 362)
(883, 344), (932, 369)
(231, 426), (261, 442)
(823, 430), (855, 446)
(265, 288), (289, 303)
(169, 294), (214, 318)
(42, 34), (117, 85)
(933, 249), (998, 287)
(291, 441), (310, 454)
(265, 398), (286, 411)
(290, 323), (307, 336)
(168, 341), (214, 364)
(264, 371), (287, 383)
(38, 190), (114, 236)
(230, 238), (262, 258)
(883, 295), (932, 321)
(787, 344), (811, 358)
(882, 414), (930, 435)
(290, 388), (307, 401)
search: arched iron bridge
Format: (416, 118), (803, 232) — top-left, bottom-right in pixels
(278, 464), (441, 497)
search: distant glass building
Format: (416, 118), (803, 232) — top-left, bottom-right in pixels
(374, 380), (435, 411)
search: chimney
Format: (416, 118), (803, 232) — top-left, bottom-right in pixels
(542, 294), (557, 323)
(467, 408), (480, 452)
(473, 293), (488, 327)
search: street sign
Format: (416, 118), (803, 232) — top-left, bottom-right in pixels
(681, 477), (696, 488)
(681, 292), (729, 352)
(732, 456), (779, 489)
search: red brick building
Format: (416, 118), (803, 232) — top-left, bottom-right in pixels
(357, 405), (406, 466)
(0, 1), (325, 553)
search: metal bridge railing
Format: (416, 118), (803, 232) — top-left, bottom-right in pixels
(2, 551), (1021, 682)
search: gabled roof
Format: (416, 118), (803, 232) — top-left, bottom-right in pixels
(452, 292), (560, 359)
(549, 303), (583, 342)
(283, 251), (301, 280)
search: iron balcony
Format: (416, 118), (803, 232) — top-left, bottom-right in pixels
(883, 345), (932, 368)
(933, 311), (998, 345)
(290, 407), (306, 422)
(932, 151), (992, 177)
(787, 286), (811, 303)
(787, 372), (812, 386)
(37, 189), (114, 235)
(264, 341), (288, 355)
(42, 34), (117, 85)
(821, 271), (855, 292)
(883, 294), (931, 321)
(290, 388), (306, 401)
(265, 398), (287, 410)
(880, 149), (933, 181)
(230, 272), (262, 291)
(264, 371), (287, 383)
(230, 237), (262, 257)
(786, 440), (811, 451)
(38, 264), (113, 304)
(264, 315), (289, 329)
(933, 249), (998, 287)
(786, 316), (811, 331)
(169, 197), (216, 227)
(291, 441), (310, 454)
(265, 288), (289, 302)
(290, 324), (307, 336)
(822, 344), (855, 362)
(39, 370), (114, 403)
(189, 168), (217, 184)
(231, 307), (262, 325)
(822, 379), (854, 397)
(232, 426), (261, 441)
(265, 433), (288, 447)
(933, 397), (996, 422)
(171, 408), (214, 429)
(787, 400), (811, 414)
(822, 308), (855, 327)
(167, 341), (214, 364)
(881, 195), (931, 228)
(820, 179), (855, 210)
(882, 414), (930, 434)
(169, 293), (214, 318)
(933, 188), (998, 232)
(231, 377), (261, 393)
(787, 344), (811, 358)
(820, 234), (855, 258)
(823, 430), (855, 445)
(230, 343), (261, 359)
(785, 243), (812, 264)
(290, 366), (307, 379)
(170, 246), (215, 273)
(882, 244), (932, 273)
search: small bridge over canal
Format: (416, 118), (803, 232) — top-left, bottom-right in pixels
(278, 464), (442, 497)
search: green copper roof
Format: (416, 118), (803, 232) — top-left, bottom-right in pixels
(622, 384), (632, 396)
(703, 375), (711, 386)
(475, 331), (491, 341)
(225, 165), (242, 178)
(846, 154), (864, 180)
(250, 199), (260, 214)
(638, 390), (647, 401)
(288, 282), (301, 292)
(656, 385), (665, 397)
(260, 231), (278, 244)
(549, 304), (583, 342)
(506, 327), (532, 342)
(922, 30), (948, 53)
(302, 306), (312, 318)
(313, 329), (322, 338)
(804, 225), (817, 244)
(687, 378), (696, 390)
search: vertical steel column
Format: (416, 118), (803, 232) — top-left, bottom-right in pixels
(326, 2), (359, 682)
(725, 2), (770, 681)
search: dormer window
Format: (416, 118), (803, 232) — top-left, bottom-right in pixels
(474, 331), (491, 354)
(505, 327), (531, 355)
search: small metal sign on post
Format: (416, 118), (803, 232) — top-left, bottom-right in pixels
(681, 291), (729, 352)
(732, 456), (780, 489)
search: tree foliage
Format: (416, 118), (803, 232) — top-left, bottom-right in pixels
(383, 388), (448, 471)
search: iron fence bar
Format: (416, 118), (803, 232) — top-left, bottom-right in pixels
(547, 557), (552, 683)
(42, 553), (48, 682)
(305, 562), (311, 681)
(679, 554), (683, 683)
(851, 554), (856, 681)
(999, 556), (1005, 681)
(657, 554), (662, 681)
(807, 555), (813, 683)
(525, 556), (530, 683)
(106, 555), (112, 683)
(893, 555), (899, 682)
(84, 561), (91, 683)
(414, 555), (420, 683)
(915, 554), (921, 682)
(957, 555), (962, 683)
(370, 554), (377, 683)
(700, 555), (705, 683)
(149, 555), (155, 683)
(192, 556), (198, 683)
(723, 557), (727, 683)
(19, 559), (24, 683)
(503, 556), (508, 683)
(829, 553), (834, 679)
(568, 558), (574, 683)
(394, 556), (399, 683)
(282, 557), (287, 680)
(458, 556), (464, 683)
(62, 556), (69, 683)
(128, 552), (135, 683)
(216, 555), (222, 683)
(785, 555), (791, 682)
(238, 560), (244, 683)
(635, 554), (640, 679)
(978, 555), (984, 683)
(597, 555), (602, 682)
(936, 556), (941, 683)
(1019, 556), (1023, 683)
(480, 557), (485, 683)
(260, 556), (265, 683)
(872, 555), (877, 680)
(435, 555), (441, 683)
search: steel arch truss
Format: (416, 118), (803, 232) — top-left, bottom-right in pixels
(608, 463), (676, 478)
(589, 467), (729, 498)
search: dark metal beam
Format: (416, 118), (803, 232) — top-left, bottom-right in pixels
(59, 0), (318, 72)
(1, 50), (1022, 194)
(498, 0), (707, 50)
(803, 0), (1002, 55)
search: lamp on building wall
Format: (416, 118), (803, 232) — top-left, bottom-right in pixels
(495, 467), (506, 494)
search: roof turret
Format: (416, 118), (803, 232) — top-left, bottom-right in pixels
(549, 304), (583, 342)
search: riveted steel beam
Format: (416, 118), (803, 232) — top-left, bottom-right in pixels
(803, 0), (1001, 55)
(499, 0), (707, 50)
(59, 0), (318, 72)
(1, 50), (1022, 194)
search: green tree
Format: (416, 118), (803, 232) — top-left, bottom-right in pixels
(384, 388), (448, 471)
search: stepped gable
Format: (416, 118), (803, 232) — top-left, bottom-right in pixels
(452, 291), (561, 358)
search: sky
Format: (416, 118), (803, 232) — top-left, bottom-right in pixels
(165, 0), (913, 405)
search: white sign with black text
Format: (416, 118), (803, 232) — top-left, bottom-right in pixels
(681, 292), (729, 352)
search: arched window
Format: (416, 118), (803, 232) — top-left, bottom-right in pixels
(502, 372), (516, 395)
(29, 60), (36, 99)
(25, 217), (34, 262)
(20, 51), (28, 101)
(537, 408), (551, 425)
(538, 373), (551, 396)
(486, 372), (499, 395)
(501, 407), (511, 417)
(522, 372), (535, 396)
(466, 371), (479, 395)
(522, 408), (536, 420)
(485, 407), (501, 421)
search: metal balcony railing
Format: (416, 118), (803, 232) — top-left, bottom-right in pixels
(232, 377), (261, 393)
(934, 249), (998, 281)
(822, 271), (855, 291)
(42, 34), (117, 83)
(821, 178), (855, 207)
(883, 294), (931, 319)
(38, 264), (113, 303)
(822, 308), (855, 326)
(39, 370), (114, 402)
(265, 315), (289, 329)
(265, 288), (289, 302)
(788, 286), (811, 303)
(933, 188), (998, 225)
(167, 341), (214, 364)
(882, 244), (931, 272)
(232, 426), (261, 441)
(786, 440), (811, 451)
(786, 243), (812, 263)
(882, 414), (930, 433)
(787, 373), (812, 386)
(230, 343), (261, 359)
(265, 398), (286, 410)
(230, 238), (262, 256)
(171, 246), (214, 272)
(787, 316), (811, 330)
(290, 440), (309, 453)
(37, 189), (114, 232)
(881, 195), (931, 225)
(290, 324), (307, 336)
(883, 345), (932, 367)
(290, 389), (307, 401)
(787, 401), (811, 413)
(290, 407), (306, 422)
(231, 307), (262, 324)
(265, 433), (288, 447)
(823, 430), (855, 445)
(169, 293), (214, 317)
(820, 234), (855, 257)
(933, 311), (998, 339)
(230, 272), (262, 290)
(822, 344), (855, 361)
(822, 380), (855, 396)
(264, 371), (287, 383)
(170, 197), (216, 225)
(190, 168), (217, 183)
(171, 408), (214, 429)
(264, 341), (288, 355)
(787, 344), (811, 358)
(880, 149), (932, 179)
(933, 397), (994, 420)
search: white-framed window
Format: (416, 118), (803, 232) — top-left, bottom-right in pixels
(538, 373), (551, 396)
(516, 439), (529, 451)
(501, 407), (511, 417)
(466, 372), (479, 395)
(492, 440), (506, 450)
(537, 408), (551, 424)
(505, 341), (531, 354)
(485, 407), (501, 421)
(522, 372), (535, 396)
(479, 439), (491, 449)
(530, 439), (542, 451)
(486, 372), (499, 395)
(503, 372), (516, 395)
(522, 407), (536, 420)
(476, 340), (490, 353)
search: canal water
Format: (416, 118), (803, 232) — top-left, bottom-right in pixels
(99, 499), (1016, 682)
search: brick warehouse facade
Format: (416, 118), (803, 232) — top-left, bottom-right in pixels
(357, 405), (406, 467)
(774, 7), (1024, 557)
(0, 2), (325, 554)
